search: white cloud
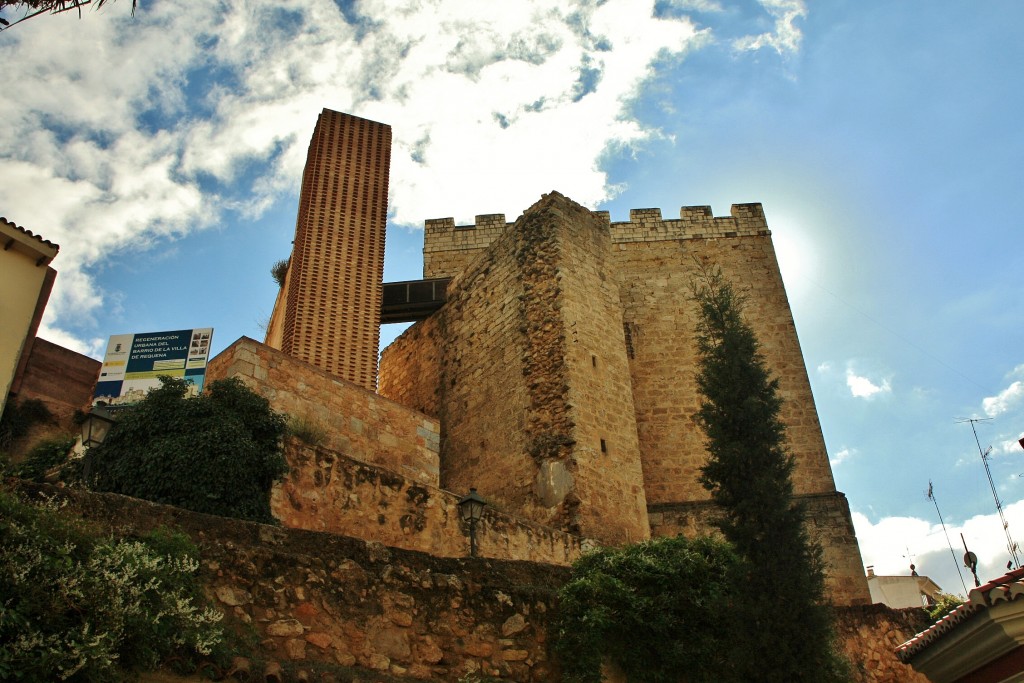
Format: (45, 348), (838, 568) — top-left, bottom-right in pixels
(0, 0), (721, 350)
(663, 0), (725, 11)
(983, 380), (1024, 417)
(845, 368), (892, 399)
(817, 361), (833, 374)
(854, 499), (1024, 598)
(994, 434), (1024, 456)
(733, 0), (806, 54)
(830, 446), (855, 467)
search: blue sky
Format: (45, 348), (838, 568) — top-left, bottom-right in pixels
(2, 0), (1022, 597)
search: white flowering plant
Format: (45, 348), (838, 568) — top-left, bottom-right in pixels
(0, 490), (224, 682)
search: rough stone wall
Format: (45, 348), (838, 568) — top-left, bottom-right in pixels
(408, 197), (862, 602)
(417, 202), (837, 506)
(834, 605), (933, 683)
(539, 197), (649, 543)
(383, 193), (650, 544)
(611, 205), (835, 504)
(207, 337), (439, 487)
(17, 483), (928, 683)
(377, 316), (443, 419)
(274, 438), (583, 566)
(648, 493), (871, 606)
(23, 483), (566, 682)
(424, 214), (537, 527)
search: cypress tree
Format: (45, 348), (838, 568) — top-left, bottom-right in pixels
(692, 267), (848, 681)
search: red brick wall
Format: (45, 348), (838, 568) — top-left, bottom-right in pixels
(15, 337), (99, 422)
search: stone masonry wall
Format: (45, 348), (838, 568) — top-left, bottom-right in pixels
(612, 205), (836, 504)
(834, 605), (932, 683)
(540, 196), (649, 544)
(423, 213), (510, 279)
(22, 483), (567, 682)
(207, 337), (439, 487)
(274, 438), (583, 566)
(419, 202), (836, 504)
(377, 316), (443, 419)
(648, 492), (871, 606)
(383, 193), (651, 545)
(17, 482), (927, 682)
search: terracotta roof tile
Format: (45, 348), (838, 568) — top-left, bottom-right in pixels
(0, 216), (59, 252)
(896, 567), (1024, 662)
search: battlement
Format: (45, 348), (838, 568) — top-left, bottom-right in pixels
(422, 202), (771, 280)
(609, 203), (769, 243)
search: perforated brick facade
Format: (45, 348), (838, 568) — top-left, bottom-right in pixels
(270, 109), (391, 390)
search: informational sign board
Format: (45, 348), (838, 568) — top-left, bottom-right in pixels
(92, 328), (213, 408)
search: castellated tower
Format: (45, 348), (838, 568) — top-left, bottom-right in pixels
(266, 109), (392, 390)
(380, 191), (870, 604)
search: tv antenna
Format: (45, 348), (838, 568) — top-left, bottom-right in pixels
(928, 480), (969, 595)
(958, 417), (1020, 569)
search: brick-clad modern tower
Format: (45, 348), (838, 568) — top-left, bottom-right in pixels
(270, 109), (392, 390)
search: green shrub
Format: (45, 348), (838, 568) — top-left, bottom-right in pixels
(14, 435), (76, 482)
(0, 490), (223, 682)
(554, 535), (743, 683)
(927, 592), (964, 620)
(88, 376), (288, 523)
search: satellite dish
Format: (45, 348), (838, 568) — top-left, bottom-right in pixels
(964, 551), (978, 570)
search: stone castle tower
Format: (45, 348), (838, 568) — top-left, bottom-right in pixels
(256, 110), (869, 605)
(377, 192), (867, 603)
(266, 109), (392, 390)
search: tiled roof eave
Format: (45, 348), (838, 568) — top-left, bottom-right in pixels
(1, 216), (59, 264)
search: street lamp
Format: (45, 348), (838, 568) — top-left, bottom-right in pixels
(80, 403), (116, 483)
(81, 403), (116, 448)
(457, 487), (486, 558)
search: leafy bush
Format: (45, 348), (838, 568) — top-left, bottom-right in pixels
(927, 592), (964, 620)
(88, 376), (288, 523)
(14, 435), (76, 482)
(554, 535), (743, 683)
(0, 397), (54, 451)
(0, 489), (223, 682)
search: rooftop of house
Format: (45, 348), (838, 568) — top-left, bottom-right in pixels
(896, 566), (1024, 662)
(1, 216), (59, 263)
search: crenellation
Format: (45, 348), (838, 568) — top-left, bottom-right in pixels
(679, 205), (713, 221)
(474, 213), (507, 228)
(607, 203), (770, 244)
(629, 207), (664, 222)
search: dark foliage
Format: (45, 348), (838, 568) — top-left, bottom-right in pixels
(693, 267), (848, 681)
(0, 397), (53, 451)
(88, 376), (288, 523)
(271, 258), (289, 288)
(554, 535), (743, 683)
(14, 435), (76, 482)
(0, 1), (136, 31)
